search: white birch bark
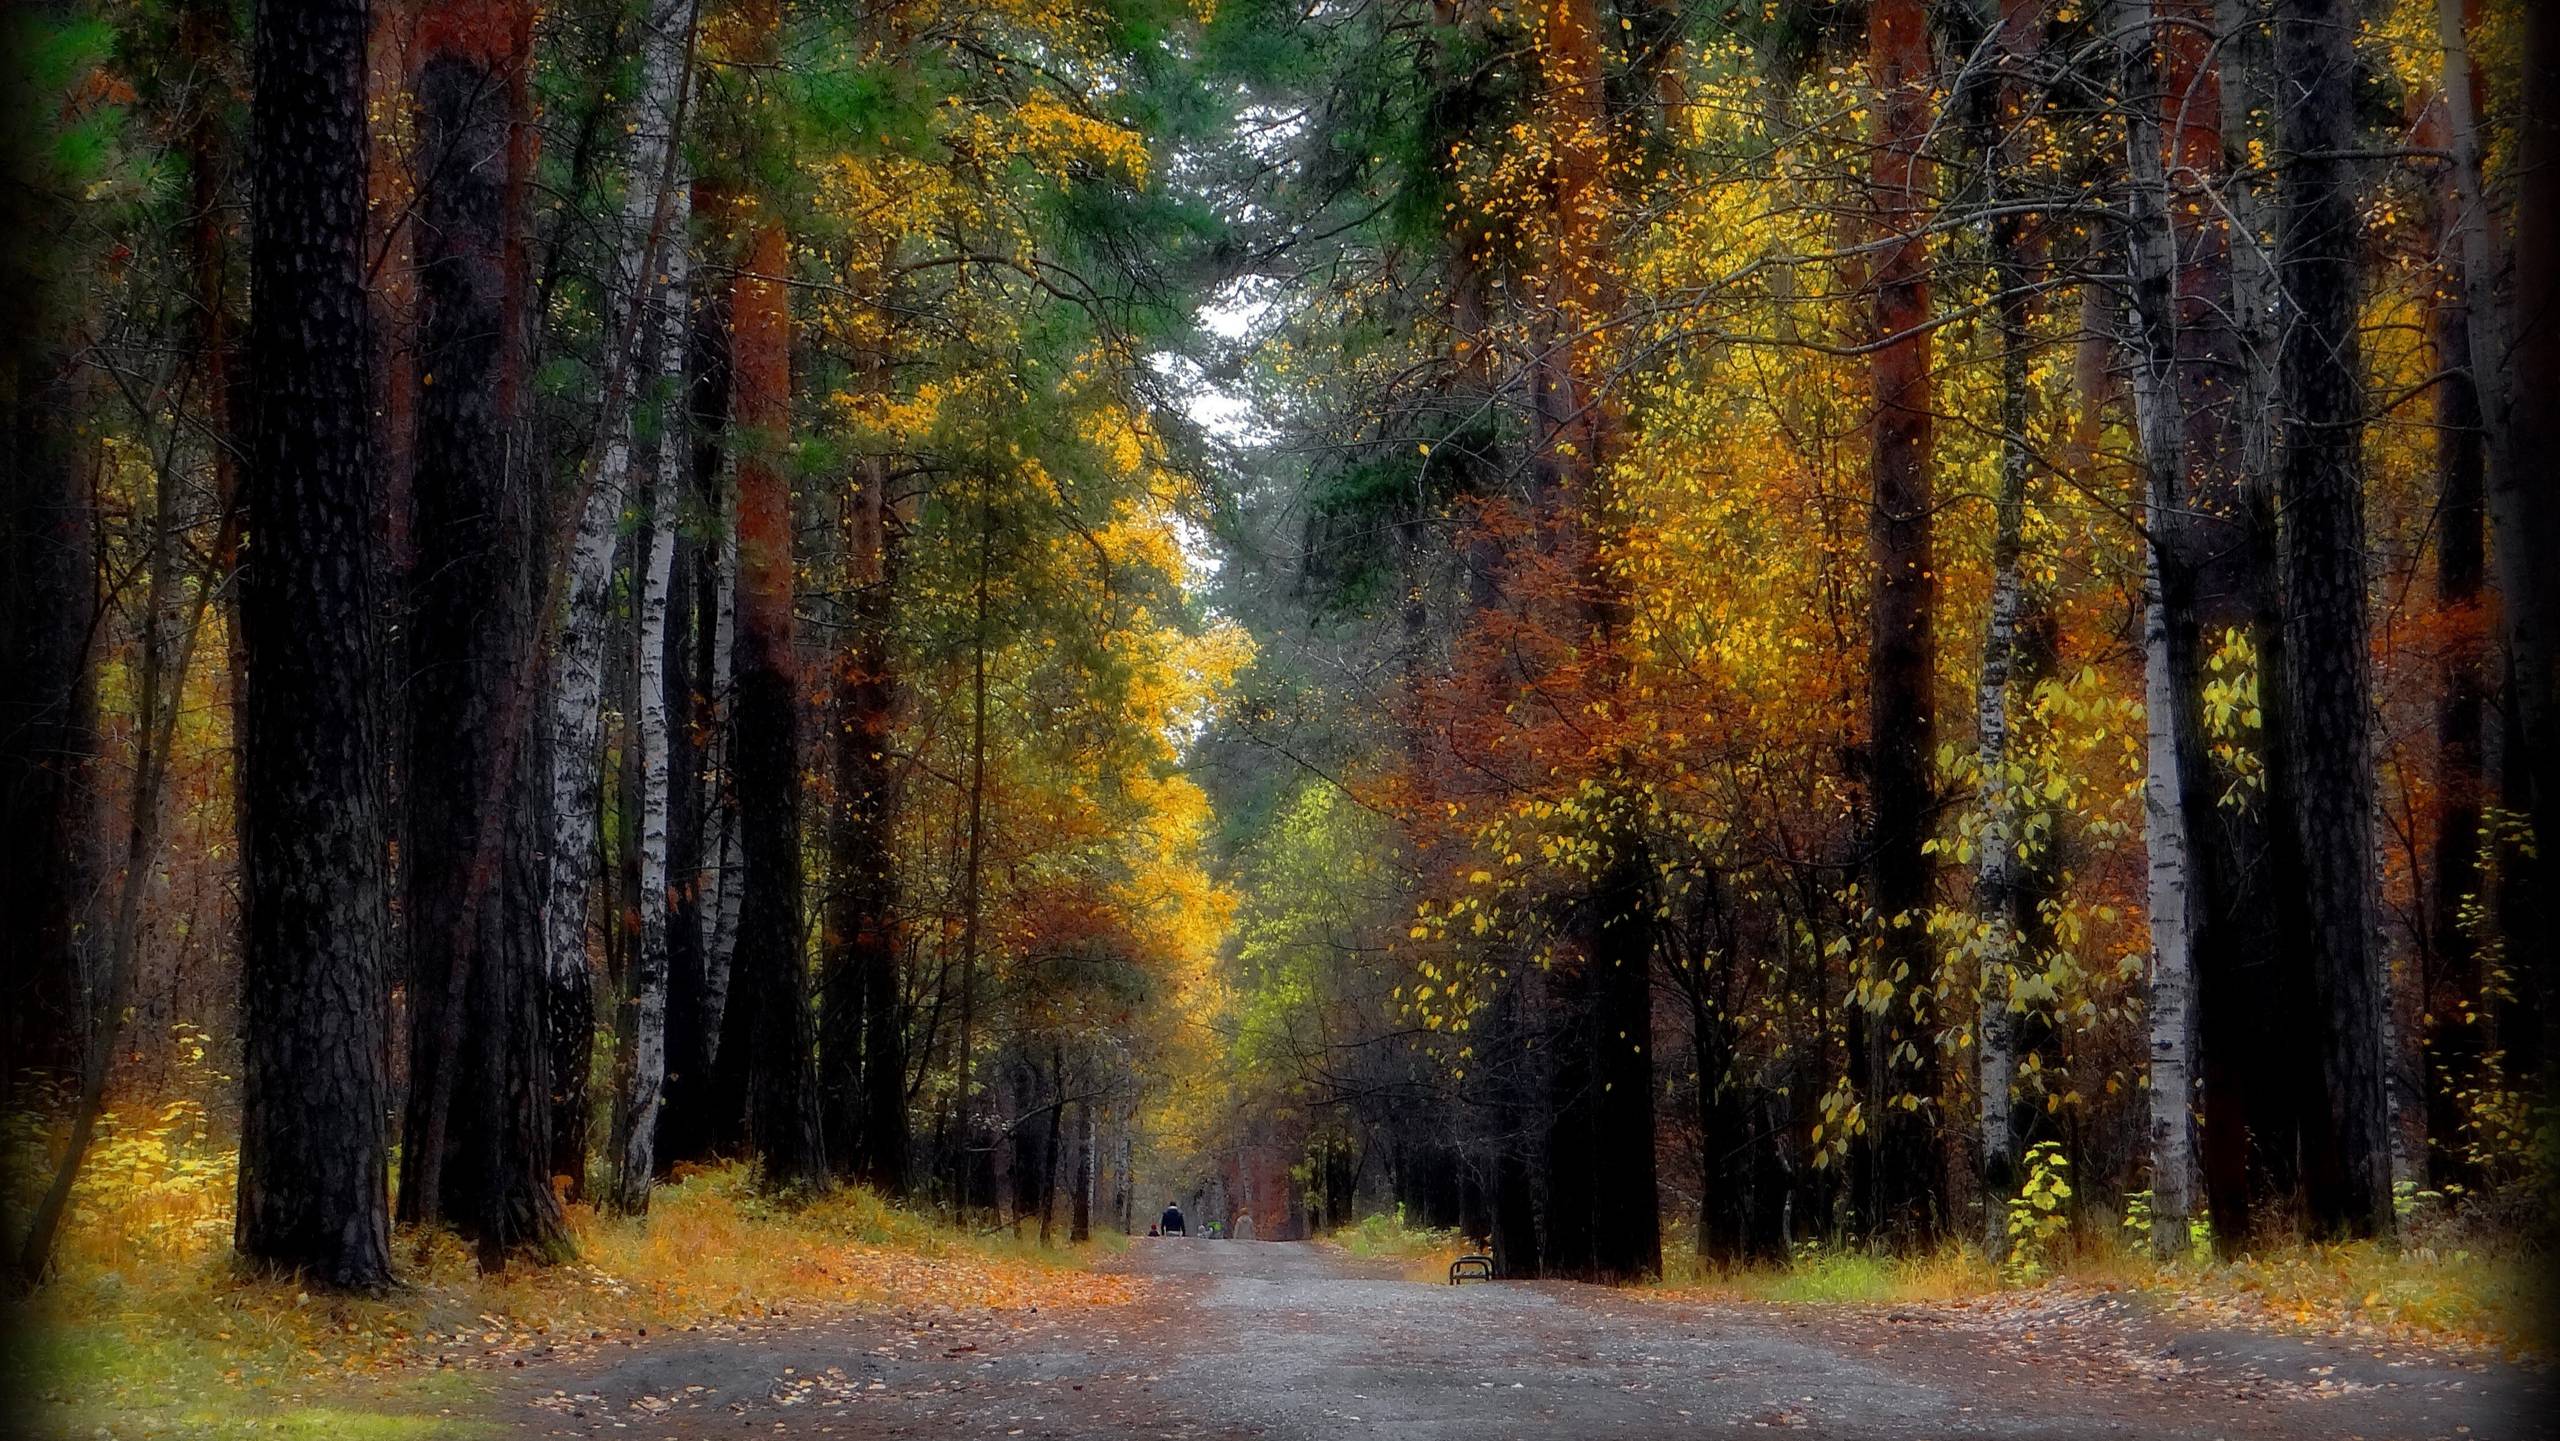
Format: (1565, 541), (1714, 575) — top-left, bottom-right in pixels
(1973, 468), (2025, 1251)
(2115, 0), (2200, 1257)
(697, 486), (742, 1050)
(1971, 0), (2036, 1252)
(2142, 557), (2199, 1257)
(601, 0), (697, 1213)
(549, 0), (696, 1009)
(615, 204), (691, 1213)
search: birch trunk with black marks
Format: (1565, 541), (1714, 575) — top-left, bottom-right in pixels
(2112, 0), (2210, 1256)
(1961, 0), (2040, 1251)
(606, 0), (697, 1212)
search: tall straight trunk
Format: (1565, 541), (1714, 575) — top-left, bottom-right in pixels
(1862, 0), (1943, 1246)
(953, 513), (992, 1214)
(397, 0), (569, 1261)
(2273, 0), (2391, 1240)
(2196, 0), (2314, 1251)
(0, 5), (99, 1098)
(588, 0), (691, 1218)
(2112, 0), (2218, 1261)
(233, 0), (394, 1289)
(727, 45), (826, 1184)
(2141, 555), (2200, 1256)
(1037, 1049), (1066, 1246)
(659, 260), (735, 1169)
(1963, 0), (2040, 1250)
(824, 324), (904, 1187)
(2494, 0), (2560, 1078)
(2441, 4), (2559, 1016)
(2417, 46), (2488, 1191)
(1070, 1097), (1093, 1243)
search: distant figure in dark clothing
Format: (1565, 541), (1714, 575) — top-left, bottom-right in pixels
(1160, 1201), (1186, 1236)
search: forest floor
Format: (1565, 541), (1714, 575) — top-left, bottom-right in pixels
(478, 1237), (2551, 1441)
(7, 1163), (1132, 1440)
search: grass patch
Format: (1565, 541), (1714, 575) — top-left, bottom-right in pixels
(1321, 1209), (1467, 1282)
(7, 1104), (1134, 1441)
(1655, 1228), (2548, 1359)
(1659, 1242), (1998, 1306)
(2146, 1238), (2552, 1357)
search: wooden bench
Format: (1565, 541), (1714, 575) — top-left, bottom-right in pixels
(1448, 1254), (1494, 1285)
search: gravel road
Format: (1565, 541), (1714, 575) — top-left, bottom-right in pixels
(498, 1237), (2549, 1440)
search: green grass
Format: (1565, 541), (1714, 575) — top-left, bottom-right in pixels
(1659, 1242), (1997, 1305)
(1329, 1208), (1460, 1261)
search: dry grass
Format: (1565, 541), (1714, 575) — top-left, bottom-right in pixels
(1654, 1224), (2549, 1360)
(4, 1101), (1134, 1440)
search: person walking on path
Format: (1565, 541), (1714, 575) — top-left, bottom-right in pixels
(1160, 1201), (1186, 1236)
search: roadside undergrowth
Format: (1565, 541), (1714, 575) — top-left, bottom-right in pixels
(6, 1105), (1134, 1441)
(1322, 1208), (1467, 1282)
(1654, 1229), (2549, 1360)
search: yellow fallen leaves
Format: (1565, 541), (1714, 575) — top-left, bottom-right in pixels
(17, 1153), (1139, 1440)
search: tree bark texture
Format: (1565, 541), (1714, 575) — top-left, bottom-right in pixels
(729, 155), (826, 1186)
(1862, 0), (1943, 1246)
(233, 0), (395, 1289)
(0, 5), (101, 1098)
(2274, 0), (2392, 1240)
(396, 0), (571, 1261)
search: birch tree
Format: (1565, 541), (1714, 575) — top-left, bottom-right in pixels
(607, 0), (699, 1214)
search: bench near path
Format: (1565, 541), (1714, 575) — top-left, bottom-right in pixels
(495, 1237), (2549, 1439)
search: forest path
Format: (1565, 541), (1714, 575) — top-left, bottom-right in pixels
(494, 1237), (2547, 1440)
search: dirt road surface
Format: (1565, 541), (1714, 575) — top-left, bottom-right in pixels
(495, 1237), (2548, 1440)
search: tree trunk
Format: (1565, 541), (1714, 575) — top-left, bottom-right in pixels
(2273, 0), (2392, 1241)
(658, 257), (735, 1170)
(590, 0), (696, 1215)
(1037, 1050), (1066, 1246)
(2142, 553), (2200, 1257)
(233, 0), (394, 1289)
(728, 87), (826, 1186)
(1863, 0), (1943, 1246)
(397, 0), (570, 1262)
(2417, 28), (2488, 1192)
(1070, 1097), (1094, 1243)
(2111, 0), (2216, 1262)
(953, 512), (992, 1214)
(0, 5), (100, 1100)
(824, 325), (905, 1190)
(2492, 0), (2560, 1080)
(1961, 0), (2041, 1252)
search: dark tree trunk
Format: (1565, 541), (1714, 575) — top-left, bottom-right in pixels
(1485, 968), (1542, 1279)
(232, 0), (395, 1290)
(2273, 0), (2392, 1241)
(2421, 69), (2488, 1192)
(1069, 1096), (1093, 1243)
(730, 197), (826, 1188)
(1588, 845), (1659, 1281)
(824, 384), (905, 1190)
(659, 256), (734, 1171)
(1036, 1049), (1066, 1245)
(395, 0), (570, 1262)
(1861, 0), (1944, 1247)
(0, 7), (99, 1100)
(2499, 0), (2560, 1081)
